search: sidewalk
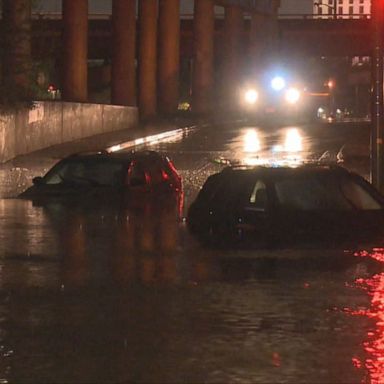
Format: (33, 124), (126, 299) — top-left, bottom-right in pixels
(0, 115), (198, 198)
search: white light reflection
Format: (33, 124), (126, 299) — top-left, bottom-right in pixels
(229, 127), (308, 168)
(243, 129), (261, 153)
(284, 128), (303, 153)
(107, 127), (196, 153)
(272, 145), (284, 153)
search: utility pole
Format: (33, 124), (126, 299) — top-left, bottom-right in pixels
(371, 0), (384, 191)
(333, 0), (337, 19)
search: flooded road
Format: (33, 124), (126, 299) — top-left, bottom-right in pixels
(0, 121), (382, 383)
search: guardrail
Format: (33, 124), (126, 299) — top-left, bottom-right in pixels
(278, 13), (371, 19)
(30, 11), (371, 20)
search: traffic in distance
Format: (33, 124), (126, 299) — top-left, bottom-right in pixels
(239, 67), (308, 124)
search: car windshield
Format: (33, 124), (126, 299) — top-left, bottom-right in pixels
(43, 158), (125, 186)
(274, 173), (383, 211)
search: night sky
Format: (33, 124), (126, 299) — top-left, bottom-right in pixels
(37, 0), (313, 15)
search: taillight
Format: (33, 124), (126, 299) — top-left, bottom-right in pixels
(162, 170), (169, 181)
(167, 159), (180, 179)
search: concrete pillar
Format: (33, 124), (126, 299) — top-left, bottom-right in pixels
(2, 0), (32, 96)
(371, 0), (384, 190)
(268, 0), (281, 63)
(248, 2), (279, 74)
(158, 0), (180, 115)
(249, 12), (268, 73)
(223, 5), (243, 107)
(112, 0), (136, 106)
(192, 0), (214, 115)
(138, 0), (158, 120)
(62, 0), (88, 103)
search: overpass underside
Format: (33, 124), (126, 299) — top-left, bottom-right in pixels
(3, 0), (373, 119)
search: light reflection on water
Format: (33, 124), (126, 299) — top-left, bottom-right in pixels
(225, 126), (311, 167)
(346, 248), (384, 384)
(0, 199), (382, 382)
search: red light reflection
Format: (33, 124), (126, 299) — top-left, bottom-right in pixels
(354, 248), (384, 263)
(347, 247), (384, 384)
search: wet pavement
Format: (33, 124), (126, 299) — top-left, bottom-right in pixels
(0, 119), (383, 383)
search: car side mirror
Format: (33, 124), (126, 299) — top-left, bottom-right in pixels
(32, 176), (44, 186)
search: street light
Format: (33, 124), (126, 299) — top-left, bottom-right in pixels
(326, 79), (335, 117)
(314, 1), (337, 20)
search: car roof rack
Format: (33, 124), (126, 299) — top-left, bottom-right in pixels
(68, 149), (110, 157)
(220, 161), (347, 173)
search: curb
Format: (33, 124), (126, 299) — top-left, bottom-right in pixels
(106, 124), (201, 153)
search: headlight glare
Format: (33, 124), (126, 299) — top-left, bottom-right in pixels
(244, 89), (258, 104)
(285, 88), (301, 104)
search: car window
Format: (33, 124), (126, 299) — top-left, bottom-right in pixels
(274, 173), (382, 211)
(339, 177), (382, 210)
(146, 161), (164, 185)
(212, 174), (254, 208)
(127, 161), (149, 187)
(195, 173), (224, 203)
(44, 159), (124, 186)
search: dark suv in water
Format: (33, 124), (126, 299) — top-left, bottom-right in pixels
(187, 165), (384, 248)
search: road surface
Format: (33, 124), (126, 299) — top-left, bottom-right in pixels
(0, 120), (381, 384)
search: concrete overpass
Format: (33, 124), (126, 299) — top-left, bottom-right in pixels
(31, 16), (373, 70)
(3, 0), (281, 119)
(2, 0), (374, 120)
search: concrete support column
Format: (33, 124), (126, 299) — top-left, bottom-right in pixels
(138, 0), (158, 120)
(249, 12), (267, 73)
(62, 0), (88, 103)
(268, 0), (280, 63)
(192, 0), (214, 115)
(223, 5), (243, 108)
(2, 0), (32, 96)
(112, 0), (136, 106)
(158, 0), (180, 115)
(371, 0), (384, 190)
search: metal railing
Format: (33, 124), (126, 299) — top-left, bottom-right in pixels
(278, 13), (371, 19)
(29, 11), (372, 21)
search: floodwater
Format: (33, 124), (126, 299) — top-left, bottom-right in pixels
(0, 122), (382, 383)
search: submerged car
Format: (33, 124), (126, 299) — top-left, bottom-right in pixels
(18, 150), (182, 208)
(187, 165), (384, 248)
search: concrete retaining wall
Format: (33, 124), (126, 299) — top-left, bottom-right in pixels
(0, 101), (138, 163)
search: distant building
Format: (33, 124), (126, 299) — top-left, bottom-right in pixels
(313, 0), (371, 19)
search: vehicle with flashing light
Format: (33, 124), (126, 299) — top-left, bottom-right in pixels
(18, 150), (182, 208)
(239, 69), (310, 123)
(187, 164), (384, 249)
